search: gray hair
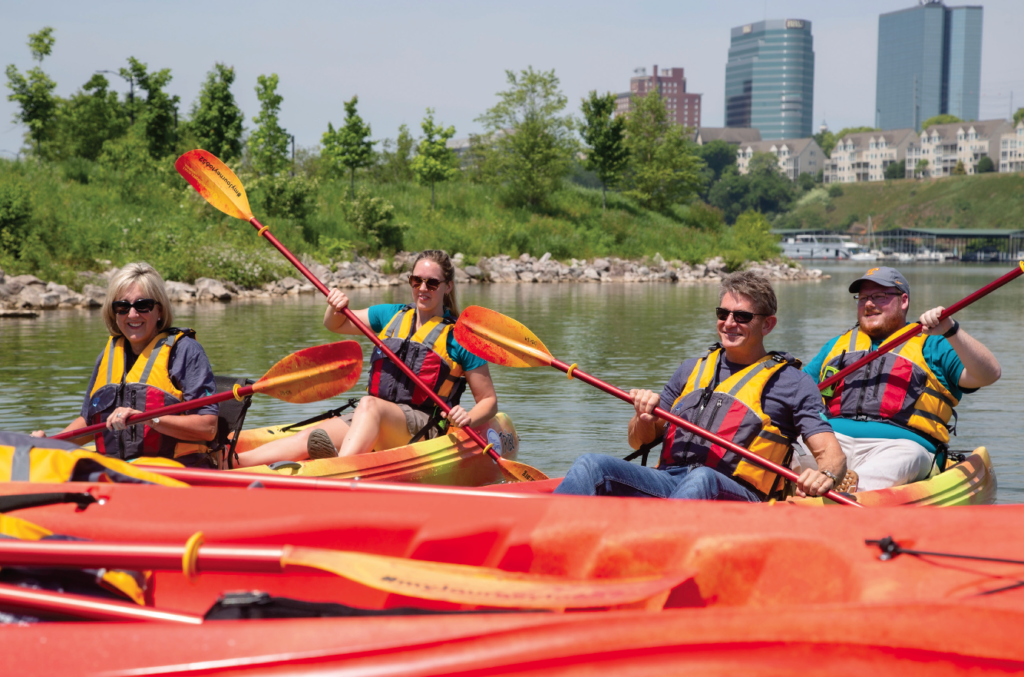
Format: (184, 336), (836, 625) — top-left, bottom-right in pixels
(719, 270), (778, 316)
(102, 262), (173, 336)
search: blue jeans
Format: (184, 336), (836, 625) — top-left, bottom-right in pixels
(553, 453), (761, 502)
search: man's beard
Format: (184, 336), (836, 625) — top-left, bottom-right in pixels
(860, 312), (905, 340)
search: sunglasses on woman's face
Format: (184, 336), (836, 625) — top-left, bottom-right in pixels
(408, 275), (444, 291)
(715, 307), (767, 324)
(112, 298), (159, 315)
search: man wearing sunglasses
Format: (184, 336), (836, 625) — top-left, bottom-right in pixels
(555, 271), (846, 502)
(800, 267), (1001, 491)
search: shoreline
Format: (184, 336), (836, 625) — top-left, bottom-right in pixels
(0, 253), (827, 316)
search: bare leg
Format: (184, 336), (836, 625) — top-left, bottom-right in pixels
(337, 396), (411, 457)
(234, 416), (352, 468)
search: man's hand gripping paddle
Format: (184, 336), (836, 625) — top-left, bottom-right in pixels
(175, 150), (547, 482)
(454, 306), (862, 507)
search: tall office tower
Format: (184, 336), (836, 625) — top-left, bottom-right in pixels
(725, 19), (815, 140)
(876, 2), (983, 131)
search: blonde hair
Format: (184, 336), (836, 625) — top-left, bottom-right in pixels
(102, 262), (173, 336)
(413, 249), (460, 317)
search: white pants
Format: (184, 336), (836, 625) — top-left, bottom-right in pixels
(793, 433), (936, 492)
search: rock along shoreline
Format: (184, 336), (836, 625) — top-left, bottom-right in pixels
(0, 252), (827, 316)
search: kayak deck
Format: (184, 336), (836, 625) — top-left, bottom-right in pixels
(231, 412), (520, 486)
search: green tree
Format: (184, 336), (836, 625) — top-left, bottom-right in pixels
(372, 124), (415, 183)
(5, 27), (59, 157)
(953, 160), (966, 175)
(921, 114), (961, 129)
(579, 91), (627, 209)
(696, 140), (736, 182)
(189, 63), (244, 161)
(248, 73), (290, 176)
(708, 152), (795, 223)
(915, 158), (929, 178)
(884, 159), (906, 180)
(622, 89), (703, 210)
(344, 188), (405, 254)
(813, 129), (836, 158)
(411, 109), (458, 209)
(976, 155), (995, 173)
(1014, 108), (1024, 127)
(51, 74), (129, 161)
(797, 172), (815, 191)
(322, 95), (376, 197)
(119, 57), (180, 159)
(476, 66), (576, 207)
(747, 151), (780, 176)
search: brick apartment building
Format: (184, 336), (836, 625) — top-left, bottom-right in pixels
(615, 65), (702, 127)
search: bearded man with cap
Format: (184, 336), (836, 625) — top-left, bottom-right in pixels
(800, 266), (1001, 491)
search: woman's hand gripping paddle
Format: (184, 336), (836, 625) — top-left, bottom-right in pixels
(175, 150), (547, 483)
(454, 306), (862, 508)
(52, 342), (363, 441)
(817, 262), (1024, 393)
(0, 538), (693, 610)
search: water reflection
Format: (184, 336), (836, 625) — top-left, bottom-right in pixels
(1, 261), (1020, 502)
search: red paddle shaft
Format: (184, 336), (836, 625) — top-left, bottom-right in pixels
(246, 217), (500, 463)
(0, 539), (284, 572)
(547, 357), (861, 507)
(51, 383), (257, 441)
(819, 263), (1024, 393)
(0, 581), (201, 624)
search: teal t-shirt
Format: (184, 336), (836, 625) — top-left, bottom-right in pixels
(803, 328), (977, 452)
(366, 304), (487, 373)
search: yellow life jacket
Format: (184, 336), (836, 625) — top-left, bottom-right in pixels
(0, 432), (186, 487)
(367, 306), (466, 410)
(660, 346), (798, 499)
(0, 513), (145, 605)
(819, 325), (958, 445)
(85, 329), (210, 462)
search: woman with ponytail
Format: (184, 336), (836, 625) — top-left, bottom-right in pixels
(237, 250), (497, 466)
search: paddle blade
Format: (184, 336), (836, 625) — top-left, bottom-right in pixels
(175, 150), (254, 221)
(455, 306), (553, 369)
(283, 546), (693, 609)
(498, 458), (550, 482)
(253, 341), (363, 403)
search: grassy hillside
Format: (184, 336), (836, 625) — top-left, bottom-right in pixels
(778, 172), (1024, 232)
(0, 158), (778, 287)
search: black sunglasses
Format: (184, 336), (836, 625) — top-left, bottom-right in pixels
(409, 275), (444, 291)
(112, 298), (159, 315)
(715, 307), (768, 324)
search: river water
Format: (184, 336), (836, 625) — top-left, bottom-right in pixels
(1, 261), (1021, 502)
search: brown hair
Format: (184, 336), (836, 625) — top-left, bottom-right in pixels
(719, 270), (777, 316)
(412, 249), (460, 317)
(102, 262), (173, 336)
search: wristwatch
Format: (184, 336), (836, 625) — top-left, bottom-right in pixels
(943, 319), (960, 339)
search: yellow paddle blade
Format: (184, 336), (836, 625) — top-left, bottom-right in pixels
(497, 458), (550, 482)
(253, 341), (363, 404)
(282, 546), (694, 609)
(455, 306), (554, 369)
(175, 150), (254, 221)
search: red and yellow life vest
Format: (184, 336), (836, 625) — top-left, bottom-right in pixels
(819, 324), (958, 445)
(84, 329), (209, 462)
(367, 306), (466, 410)
(660, 346), (797, 499)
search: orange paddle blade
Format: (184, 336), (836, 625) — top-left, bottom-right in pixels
(455, 306), (553, 369)
(498, 458), (549, 482)
(282, 546), (693, 609)
(253, 341), (363, 404)
(175, 150), (253, 221)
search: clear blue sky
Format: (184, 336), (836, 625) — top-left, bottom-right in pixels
(2, 0), (1021, 157)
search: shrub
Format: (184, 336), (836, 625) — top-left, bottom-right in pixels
(244, 173), (318, 221)
(0, 178), (34, 256)
(827, 184), (844, 198)
(343, 188), (405, 254)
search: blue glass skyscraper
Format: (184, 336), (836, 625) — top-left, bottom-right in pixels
(876, 2), (983, 130)
(725, 19), (814, 140)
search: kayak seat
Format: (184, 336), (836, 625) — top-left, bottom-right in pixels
(212, 376), (255, 469)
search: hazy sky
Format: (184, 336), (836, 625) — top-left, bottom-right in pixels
(2, 0), (1022, 157)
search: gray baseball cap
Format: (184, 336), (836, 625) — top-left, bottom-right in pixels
(848, 266), (910, 295)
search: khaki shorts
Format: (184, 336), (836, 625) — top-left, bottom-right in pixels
(340, 403), (438, 440)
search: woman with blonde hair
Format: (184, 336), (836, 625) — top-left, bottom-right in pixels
(32, 262), (219, 467)
(237, 249), (498, 466)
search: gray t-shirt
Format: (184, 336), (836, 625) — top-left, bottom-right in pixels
(659, 354), (833, 442)
(80, 336), (218, 419)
